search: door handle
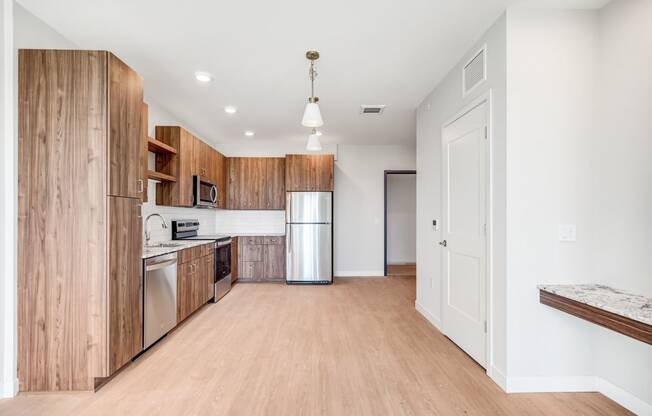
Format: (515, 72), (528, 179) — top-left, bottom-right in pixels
(438, 240), (447, 247)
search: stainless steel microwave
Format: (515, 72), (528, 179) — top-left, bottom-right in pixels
(192, 176), (217, 208)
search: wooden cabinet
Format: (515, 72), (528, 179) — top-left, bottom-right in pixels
(237, 236), (286, 281)
(265, 158), (286, 209)
(18, 50), (144, 391)
(227, 157), (285, 210)
(108, 196), (143, 374)
(285, 154), (334, 192)
(213, 151), (227, 209)
(155, 127), (227, 208)
(108, 54), (145, 199)
(177, 243), (213, 323)
(155, 126), (194, 207)
(141, 103), (149, 202)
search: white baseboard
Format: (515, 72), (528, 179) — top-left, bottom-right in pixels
(488, 365), (507, 391)
(506, 376), (652, 415)
(0, 378), (18, 399)
(334, 271), (385, 277)
(596, 377), (652, 416)
(506, 376), (596, 393)
(414, 301), (442, 331)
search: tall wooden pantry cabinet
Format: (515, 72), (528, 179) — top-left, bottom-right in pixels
(18, 50), (144, 391)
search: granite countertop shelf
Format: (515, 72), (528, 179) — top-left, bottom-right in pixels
(538, 284), (652, 345)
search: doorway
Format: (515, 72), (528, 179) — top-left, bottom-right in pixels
(440, 98), (489, 368)
(383, 170), (417, 277)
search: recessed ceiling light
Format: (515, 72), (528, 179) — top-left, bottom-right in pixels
(244, 131), (255, 137)
(224, 106), (237, 114)
(194, 71), (213, 83)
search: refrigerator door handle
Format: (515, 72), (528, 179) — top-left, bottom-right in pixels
(288, 224), (292, 254)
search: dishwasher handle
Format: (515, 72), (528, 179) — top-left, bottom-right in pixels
(145, 253), (178, 271)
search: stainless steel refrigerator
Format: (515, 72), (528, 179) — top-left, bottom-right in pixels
(286, 192), (333, 284)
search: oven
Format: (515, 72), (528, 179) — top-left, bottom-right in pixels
(193, 175), (217, 208)
(213, 238), (232, 301)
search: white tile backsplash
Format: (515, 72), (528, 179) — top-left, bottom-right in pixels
(142, 180), (285, 242)
(215, 210), (285, 234)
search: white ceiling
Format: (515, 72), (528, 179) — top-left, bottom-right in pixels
(17, 0), (607, 147)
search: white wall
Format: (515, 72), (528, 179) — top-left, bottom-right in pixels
(505, 6), (599, 384)
(506, 4), (652, 413)
(334, 145), (416, 276)
(386, 174), (416, 264)
(415, 13), (507, 384)
(592, 0), (652, 409)
(0, 0), (16, 400)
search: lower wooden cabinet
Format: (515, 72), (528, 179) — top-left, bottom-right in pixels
(237, 236), (286, 282)
(177, 244), (213, 323)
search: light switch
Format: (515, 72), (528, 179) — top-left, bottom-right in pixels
(558, 224), (576, 242)
(432, 219), (439, 231)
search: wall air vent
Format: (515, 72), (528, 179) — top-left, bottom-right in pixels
(360, 105), (386, 115)
(463, 46), (486, 96)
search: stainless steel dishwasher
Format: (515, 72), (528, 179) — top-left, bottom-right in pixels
(144, 252), (178, 349)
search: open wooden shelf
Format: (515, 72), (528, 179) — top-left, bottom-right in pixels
(539, 289), (652, 345)
(147, 170), (177, 183)
(147, 137), (177, 154)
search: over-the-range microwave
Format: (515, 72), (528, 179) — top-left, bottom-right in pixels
(193, 175), (217, 208)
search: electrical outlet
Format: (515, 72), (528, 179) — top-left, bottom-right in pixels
(558, 224), (576, 242)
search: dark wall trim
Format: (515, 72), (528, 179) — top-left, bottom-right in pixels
(384, 170), (417, 276)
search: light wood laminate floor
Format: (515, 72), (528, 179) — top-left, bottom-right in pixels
(0, 277), (630, 416)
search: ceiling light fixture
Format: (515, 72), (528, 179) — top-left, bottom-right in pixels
(244, 130), (255, 137)
(224, 106), (237, 114)
(301, 51), (324, 128)
(194, 71), (213, 83)
(306, 128), (322, 151)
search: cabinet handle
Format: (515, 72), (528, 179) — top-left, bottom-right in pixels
(137, 179), (144, 193)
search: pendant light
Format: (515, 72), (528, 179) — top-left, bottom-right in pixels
(301, 51), (324, 128)
(306, 128), (322, 151)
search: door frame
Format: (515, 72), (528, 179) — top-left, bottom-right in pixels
(383, 170), (417, 276)
(440, 90), (493, 372)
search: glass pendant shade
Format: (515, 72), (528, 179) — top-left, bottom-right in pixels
(302, 102), (324, 127)
(306, 132), (322, 151)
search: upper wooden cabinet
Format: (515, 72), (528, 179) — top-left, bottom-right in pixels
(155, 126), (227, 208)
(108, 54), (145, 199)
(227, 157), (285, 210)
(18, 50), (144, 392)
(285, 154), (334, 192)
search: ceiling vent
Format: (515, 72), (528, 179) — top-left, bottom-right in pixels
(360, 105), (386, 115)
(463, 46), (486, 96)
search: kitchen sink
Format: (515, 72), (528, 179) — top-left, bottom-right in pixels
(146, 242), (184, 248)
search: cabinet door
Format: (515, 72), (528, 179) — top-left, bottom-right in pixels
(141, 103), (149, 202)
(177, 260), (198, 322)
(108, 54), (144, 199)
(285, 155), (312, 191)
(265, 158), (286, 209)
(214, 151), (227, 208)
(313, 155), (334, 191)
(202, 255), (214, 303)
(263, 243), (285, 280)
(190, 135), (202, 177)
(108, 196), (143, 374)
(239, 262), (264, 280)
(154, 126), (194, 207)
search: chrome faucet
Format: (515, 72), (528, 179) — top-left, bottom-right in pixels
(145, 213), (168, 245)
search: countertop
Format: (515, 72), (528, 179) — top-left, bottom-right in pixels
(142, 240), (213, 259)
(538, 284), (652, 326)
(228, 232), (285, 237)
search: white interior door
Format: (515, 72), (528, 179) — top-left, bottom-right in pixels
(441, 101), (487, 368)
